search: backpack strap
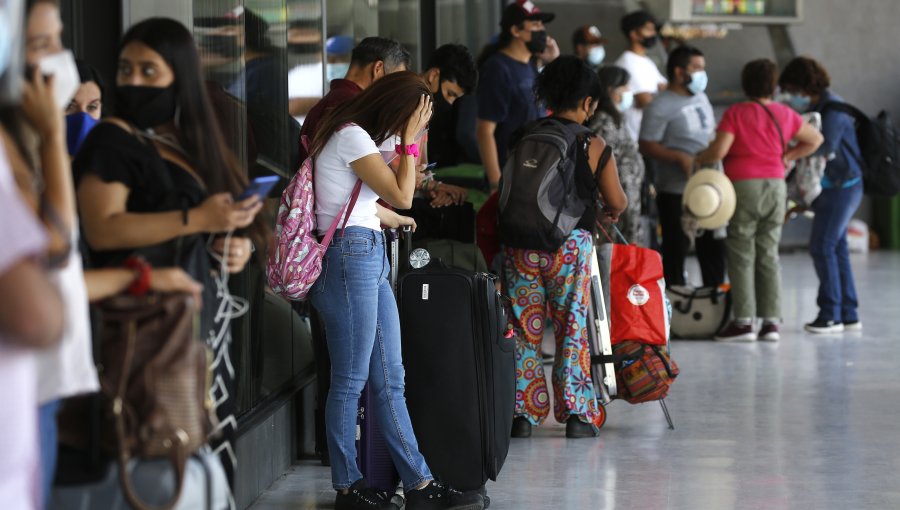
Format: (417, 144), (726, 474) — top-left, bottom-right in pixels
(821, 101), (868, 124)
(319, 179), (363, 248)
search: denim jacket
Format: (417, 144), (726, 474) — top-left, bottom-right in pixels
(811, 90), (863, 189)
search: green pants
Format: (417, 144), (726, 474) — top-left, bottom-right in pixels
(726, 179), (786, 320)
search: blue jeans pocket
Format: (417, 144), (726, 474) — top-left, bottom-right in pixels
(343, 237), (376, 257)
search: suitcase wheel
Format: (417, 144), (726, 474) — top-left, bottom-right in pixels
(592, 404), (607, 429)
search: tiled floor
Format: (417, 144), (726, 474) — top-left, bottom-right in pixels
(250, 251), (900, 510)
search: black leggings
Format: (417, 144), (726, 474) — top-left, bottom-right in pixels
(656, 192), (726, 287)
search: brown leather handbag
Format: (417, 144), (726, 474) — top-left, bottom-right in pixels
(95, 292), (215, 510)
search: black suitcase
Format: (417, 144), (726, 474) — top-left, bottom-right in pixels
(398, 243), (516, 492)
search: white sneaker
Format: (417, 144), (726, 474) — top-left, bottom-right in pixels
(843, 321), (863, 332)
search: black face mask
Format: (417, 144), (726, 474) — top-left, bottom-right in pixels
(641, 35), (658, 49)
(526, 30), (548, 54)
(201, 35), (244, 59)
(433, 81), (453, 117)
(116, 85), (178, 130)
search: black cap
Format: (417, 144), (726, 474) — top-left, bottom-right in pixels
(620, 10), (657, 37)
(501, 0), (555, 28)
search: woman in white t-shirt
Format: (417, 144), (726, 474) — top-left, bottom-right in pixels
(306, 71), (484, 510)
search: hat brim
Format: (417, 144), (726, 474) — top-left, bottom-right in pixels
(682, 169), (736, 230)
(527, 12), (555, 23)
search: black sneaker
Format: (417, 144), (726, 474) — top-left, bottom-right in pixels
(804, 318), (844, 334)
(511, 417), (532, 438)
(405, 480), (485, 510)
(565, 416), (599, 438)
(335, 479), (399, 510)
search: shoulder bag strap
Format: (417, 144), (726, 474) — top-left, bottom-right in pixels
(751, 99), (786, 156)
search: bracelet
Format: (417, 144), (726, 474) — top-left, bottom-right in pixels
(123, 256), (152, 297)
(395, 143), (420, 158)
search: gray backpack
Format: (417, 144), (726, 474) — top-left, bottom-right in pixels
(498, 118), (593, 251)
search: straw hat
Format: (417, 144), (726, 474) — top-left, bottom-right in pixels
(682, 169), (736, 230)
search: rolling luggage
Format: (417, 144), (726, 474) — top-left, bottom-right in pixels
(398, 234), (516, 492)
(354, 229), (403, 493)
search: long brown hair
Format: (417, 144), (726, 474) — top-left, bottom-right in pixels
(309, 71), (431, 159)
(120, 18), (269, 250)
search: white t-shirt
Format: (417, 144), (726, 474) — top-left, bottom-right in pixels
(615, 50), (668, 142)
(314, 124), (383, 235)
(36, 233), (100, 404)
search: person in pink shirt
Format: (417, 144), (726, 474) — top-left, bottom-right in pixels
(697, 59), (822, 342)
(0, 142), (65, 509)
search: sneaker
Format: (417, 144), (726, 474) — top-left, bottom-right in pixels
(804, 318), (844, 334)
(565, 416), (600, 438)
(405, 480), (485, 510)
(510, 417), (532, 438)
(759, 323), (780, 342)
(843, 320), (863, 331)
(714, 321), (757, 342)
(335, 479), (400, 510)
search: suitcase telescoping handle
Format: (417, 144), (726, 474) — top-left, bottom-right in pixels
(402, 225), (412, 270)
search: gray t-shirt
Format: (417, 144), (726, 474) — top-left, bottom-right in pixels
(640, 90), (715, 194)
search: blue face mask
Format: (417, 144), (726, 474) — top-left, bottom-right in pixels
(326, 62), (350, 83)
(687, 70), (708, 95)
(786, 93), (811, 112)
(65, 112), (98, 156)
(587, 46), (605, 66)
(617, 90), (634, 113)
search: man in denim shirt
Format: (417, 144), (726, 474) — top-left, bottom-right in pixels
(780, 57), (864, 334)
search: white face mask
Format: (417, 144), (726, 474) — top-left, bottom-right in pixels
(38, 49), (80, 110)
(587, 46), (605, 66)
(617, 90), (634, 112)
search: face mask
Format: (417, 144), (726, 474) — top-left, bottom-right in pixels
(525, 30), (548, 54)
(641, 36), (658, 49)
(617, 90), (634, 112)
(38, 50), (80, 110)
(0, 8), (12, 76)
(432, 81), (453, 116)
(687, 70), (708, 95)
(786, 93), (811, 112)
(587, 46), (605, 66)
(201, 35), (243, 60)
(115, 84), (178, 130)
(65, 111), (98, 156)
(326, 62), (350, 82)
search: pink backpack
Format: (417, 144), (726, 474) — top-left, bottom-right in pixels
(267, 135), (361, 300)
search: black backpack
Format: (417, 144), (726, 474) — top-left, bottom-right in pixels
(498, 118), (594, 251)
(823, 102), (900, 197)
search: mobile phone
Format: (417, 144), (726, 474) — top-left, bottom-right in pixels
(237, 175), (280, 202)
(425, 162), (438, 170)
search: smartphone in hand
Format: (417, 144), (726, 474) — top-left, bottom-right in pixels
(237, 175), (280, 203)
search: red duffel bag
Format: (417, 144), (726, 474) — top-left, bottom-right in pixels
(609, 244), (669, 346)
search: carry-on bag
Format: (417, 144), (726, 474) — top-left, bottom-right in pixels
(398, 236), (516, 492)
(608, 243), (669, 346)
(666, 284), (732, 339)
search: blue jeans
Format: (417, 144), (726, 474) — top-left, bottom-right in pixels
(309, 227), (432, 491)
(39, 399), (60, 508)
(809, 182), (863, 322)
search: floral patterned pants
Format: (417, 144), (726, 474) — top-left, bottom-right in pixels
(502, 229), (600, 425)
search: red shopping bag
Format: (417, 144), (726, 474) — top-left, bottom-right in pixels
(609, 244), (668, 346)
(476, 192), (500, 267)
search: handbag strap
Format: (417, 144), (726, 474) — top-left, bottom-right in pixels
(113, 319), (188, 510)
(752, 99), (786, 156)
